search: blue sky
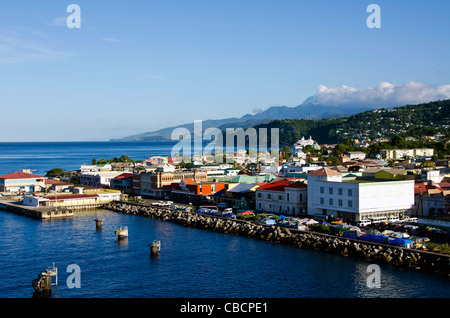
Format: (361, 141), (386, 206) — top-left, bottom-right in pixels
(0, 1), (449, 141)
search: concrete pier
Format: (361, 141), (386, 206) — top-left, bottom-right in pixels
(0, 200), (74, 219)
(0, 197), (106, 219)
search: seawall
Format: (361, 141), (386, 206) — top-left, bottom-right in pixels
(105, 201), (450, 276)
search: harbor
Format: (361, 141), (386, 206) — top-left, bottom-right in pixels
(105, 200), (450, 276)
(1, 206), (448, 299)
(1, 192), (448, 276)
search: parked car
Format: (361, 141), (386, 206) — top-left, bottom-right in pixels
(357, 220), (372, 227)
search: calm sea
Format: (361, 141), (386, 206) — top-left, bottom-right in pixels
(0, 142), (449, 301)
(0, 141), (178, 176)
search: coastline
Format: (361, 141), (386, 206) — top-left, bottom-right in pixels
(105, 201), (450, 277)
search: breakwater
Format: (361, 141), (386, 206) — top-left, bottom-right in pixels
(105, 201), (450, 276)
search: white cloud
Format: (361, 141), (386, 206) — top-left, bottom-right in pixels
(306, 81), (450, 108)
(45, 17), (67, 28)
(0, 28), (70, 64)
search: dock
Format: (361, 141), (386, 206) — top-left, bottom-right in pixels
(0, 197), (103, 220)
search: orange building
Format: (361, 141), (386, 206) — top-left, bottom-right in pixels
(170, 178), (226, 203)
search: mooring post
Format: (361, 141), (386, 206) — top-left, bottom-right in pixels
(95, 218), (103, 229)
(150, 240), (161, 255)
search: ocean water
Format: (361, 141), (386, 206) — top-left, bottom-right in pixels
(0, 142), (449, 300)
(0, 141), (177, 176)
(0, 209), (449, 299)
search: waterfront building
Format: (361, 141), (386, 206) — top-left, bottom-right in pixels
(255, 179), (308, 216)
(0, 170), (47, 193)
(79, 171), (122, 187)
(23, 191), (122, 208)
(43, 179), (73, 192)
(110, 173), (134, 193)
(213, 183), (259, 209)
(307, 167), (415, 222)
(137, 170), (208, 198)
(170, 178), (226, 203)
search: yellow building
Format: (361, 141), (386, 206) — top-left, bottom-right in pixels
(374, 169), (407, 180)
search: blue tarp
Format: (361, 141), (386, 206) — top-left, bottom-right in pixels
(360, 234), (389, 244)
(389, 238), (414, 247)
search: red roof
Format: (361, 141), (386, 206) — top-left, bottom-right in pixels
(307, 168), (341, 176)
(114, 173), (134, 180)
(285, 181), (308, 189)
(257, 179), (305, 192)
(0, 171), (46, 180)
(44, 179), (73, 185)
(414, 182), (444, 194)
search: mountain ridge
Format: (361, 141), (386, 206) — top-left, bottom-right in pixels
(111, 102), (370, 142)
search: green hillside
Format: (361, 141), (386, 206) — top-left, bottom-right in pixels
(253, 99), (450, 146)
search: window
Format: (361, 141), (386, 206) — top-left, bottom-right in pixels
(278, 195), (283, 201)
(267, 193), (272, 199)
(320, 198), (324, 204)
(329, 188), (333, 195)
(257, 193), (261, 198)
(329, 198), (333, 205)
(348, 189), (353, 196)
(348, 200), (353, 208)
(287, 193), (290, 201)
(338, 188), (343, 195)
(320, 187), (324, 194)
(299, 193), (303, 202)
(338, 199), (343, 207)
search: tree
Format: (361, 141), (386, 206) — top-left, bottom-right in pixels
(326, 155), (340, 166)
(46, 168), (66, 177)
(91, 158), (97, 165)
(280, 146), (292, 159)
(391, 135), (407, 148)
(118, 155), (133, 163)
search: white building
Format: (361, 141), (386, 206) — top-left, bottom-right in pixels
(80, 164), (112, 173)
(255, 180), (308, 216)
(307, 167), (415, 222)
(293, 136), (315, 149)
(344, 151), (366, 160)
(79, 171), (122, 187)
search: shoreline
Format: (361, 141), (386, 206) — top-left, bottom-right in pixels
(105, 201), (450, 277)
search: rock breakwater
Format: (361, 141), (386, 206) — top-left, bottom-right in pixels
(105, 201), (450, 276)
